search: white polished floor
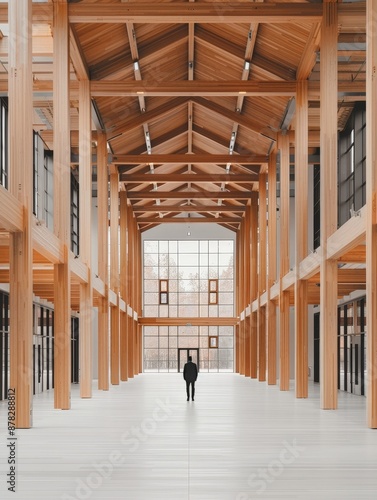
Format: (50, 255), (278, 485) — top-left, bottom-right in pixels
(1, 373), (377, 500)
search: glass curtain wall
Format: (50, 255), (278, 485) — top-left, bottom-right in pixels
(143, 240), (234, 372)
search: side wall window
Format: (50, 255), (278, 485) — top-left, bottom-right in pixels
(338, 103), (366, 226)
(0, 97), (8, 189)
(33, 132), (54, 229)
(71, 173), (80, 256)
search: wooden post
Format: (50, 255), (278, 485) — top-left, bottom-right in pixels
(53, 0), (71, 410)
(239, 221), (245, 375)
(9, 0), (33, 428)
(258, 174), (267, 381)
(136, 231), (142, 373)
(127, 205), (134, 378)
(250, 193), (258, 378)
(320, 1), (338, 410)
(279, 133), (290, 391)
(79, 79), (93, 398)
(295, 81), (309, 398)
(133, 224), (141, 374)
(366, 0), (377, 428)
(267, 151), (277, 385)
(244, 207), (251, 378)
(110, 172), (120, 384)
(235, 233), (241, 373)
(97, 133), (109, 390)
(120, 191), (128, 381)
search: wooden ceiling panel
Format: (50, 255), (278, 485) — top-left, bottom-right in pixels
(196, 22), (251, 51)
(236, 126), (272, 157)
(141, 48), (188, 82)
(110, 125), (146, 155)
(3, 0), (362, 229)
(195, 42), (243, 80)
(254, 23), (312, 77)
(74, 24), (132, 79)
(241, 96), (290, 134)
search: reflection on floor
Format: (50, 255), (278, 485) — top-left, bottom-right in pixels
(1, 373), (377, 500)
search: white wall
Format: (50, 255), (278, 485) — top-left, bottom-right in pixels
(141, 221), (237, 242)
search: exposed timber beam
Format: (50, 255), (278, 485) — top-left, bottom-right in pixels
(131, 205), (246, 213)
(112, 154), (267, 165)
(68, 3), (323, 24)
(136, 217), (242, 223)
(0, 80), (365, 100)
(0, 3), (53, 23)
(122, 173), (258, 183)
(0, 2), (363, 25)
(91, 80), (297, 97)
(0, 185), (24, 232)
(127, 191), (253, 199)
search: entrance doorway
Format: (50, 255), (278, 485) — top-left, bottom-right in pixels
(178, 348), (199, 373)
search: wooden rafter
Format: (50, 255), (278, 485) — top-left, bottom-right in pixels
(90, 80), (297, 97)
(122, 173), (258, 183)
(68, 3), (324, 24)
(126, 191), (254, 200)
(112, 154), (266, 165)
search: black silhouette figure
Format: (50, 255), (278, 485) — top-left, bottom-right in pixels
(183, 356), (198, 401)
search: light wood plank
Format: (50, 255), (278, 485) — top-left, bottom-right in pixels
(113, 154), (266, 165)
(258, 174), (267, 382)
(8, 0), (33, 429)
(279, 133), (290, 391)
(295, 81), (309, 399)
(123, 173), (258, 183)
(366, 0), (377, 429)
(0, 185), (23, 232)
(120, 191), (129, 382)
(250, 193), (258, 379)
(320, 2), (339, 411)
(97, 133), (110, 391)
(110, 172), (120, 385)
(79, 79), (93, 398)
(69, 3), (323, 24)
(53, 0), (71, 411)
(91, 80), (297, 97)
(267, 152), (277, 386)
(127, 191), (254, 200)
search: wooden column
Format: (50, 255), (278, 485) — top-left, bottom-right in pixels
(295, 81), (309, 398)
(119, 191), (129, 381)
(9, 0), (33, 428)
(244, 206), (251, 378)
(258, 174), (267, 381)
(136, 231), (142, 373)
(134, 225), (141, 374)
(320, 1), (338, 410)
(366, 0), (377, 428)
(79, 79), (93, 398)
(279, 133), (290, 391)
(250, 193), (258, 378)
(110, 172), (120, 385)
(267, 152), (277, 385)
(244, 206), (251, 377)
(235, 233), (241, 373)
(97, 133), (109, 390)
(239, 221), (245, 375)
(53, 0), (71, 410)
(127, 206), (134, 378)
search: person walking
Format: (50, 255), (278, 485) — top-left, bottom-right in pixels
(183, 355), (198, 401)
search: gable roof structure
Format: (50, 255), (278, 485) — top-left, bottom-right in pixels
(0, 0), (366, 232)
